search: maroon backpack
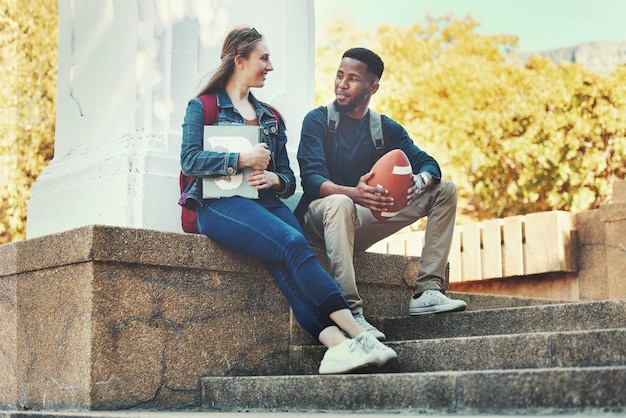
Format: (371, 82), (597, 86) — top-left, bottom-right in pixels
(178, 94), (281, 233)
(179, 94), (218, 233)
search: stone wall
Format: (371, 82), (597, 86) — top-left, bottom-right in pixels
(0, 225), (417, 410)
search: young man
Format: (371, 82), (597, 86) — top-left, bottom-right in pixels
(294, 47), (467, 340)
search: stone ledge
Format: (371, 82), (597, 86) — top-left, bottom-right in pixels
(0, 225), (423, 320)
(0, 225), (422, 286)
(0, 225), (268, 277)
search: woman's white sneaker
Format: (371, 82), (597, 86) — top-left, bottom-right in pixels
(318, 338), (378, 374)
(409, 289), (467, 315)
(353, 312), (386, 341)
(354, 332), (397, 367)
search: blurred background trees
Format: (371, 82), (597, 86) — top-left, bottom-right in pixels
(0, 0), (57, 243)
(1, 10), (624, 243)
(316, 16), (626, 224)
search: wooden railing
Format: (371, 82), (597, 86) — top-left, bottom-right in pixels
(368, 210), (577, 283)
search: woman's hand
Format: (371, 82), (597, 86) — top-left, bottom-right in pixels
(238, 143), (271, 171)
(248, 170), (284, 191)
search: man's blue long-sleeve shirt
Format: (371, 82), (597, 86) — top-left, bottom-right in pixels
(294, 105), (441, 222)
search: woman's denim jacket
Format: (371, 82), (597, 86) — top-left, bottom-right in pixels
(179, 91), (296, 210)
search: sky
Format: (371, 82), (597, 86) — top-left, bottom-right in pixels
(314, 0), (626, 53)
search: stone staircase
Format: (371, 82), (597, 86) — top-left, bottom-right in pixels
(1, 225), (625, 416)
(202, 297), (626, 415)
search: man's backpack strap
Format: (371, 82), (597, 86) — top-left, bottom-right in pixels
(325, 102), (384, 157)
(368, 109), (384, 157)
(326, 102), (340, 140)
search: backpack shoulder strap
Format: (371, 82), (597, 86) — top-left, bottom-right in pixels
(326, 102), (384, 156)
(326, 102), (339, 139)
(198, 94), (218, 125)
(369, 109), (384, 156)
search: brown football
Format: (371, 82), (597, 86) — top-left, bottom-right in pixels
(366, 149), (413, 221)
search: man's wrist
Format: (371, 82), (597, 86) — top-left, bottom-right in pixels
(419, 172), (430, 186)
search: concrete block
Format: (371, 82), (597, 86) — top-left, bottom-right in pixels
(0, 226), (290, 410)
(404, 231), (425, 257)
(354, 250), (421, 316)
(577, 209), (610, 300)
(448, 228), (462, 283)
(385, 237), (406, 255)
(366, 240), (387, 254)
(461, 223), (482, 281)
(481, 219), (503, 279)
(602, 203), (626, 300)
(601, 202), (626, 222)
(611, 179), (626, 203)
(524, 211), (577, 275)
(0, 274), (17, 408)
(502, 216), (524, 277)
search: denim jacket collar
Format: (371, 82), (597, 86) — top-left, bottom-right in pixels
(215, 91), (277, 133)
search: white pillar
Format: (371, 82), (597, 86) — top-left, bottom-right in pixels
(26, 0), (315, 238)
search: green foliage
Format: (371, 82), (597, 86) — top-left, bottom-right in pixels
(315, 16), (626, 223)
(0, 0), (57, 243)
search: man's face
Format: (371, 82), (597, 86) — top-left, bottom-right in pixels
(333, 57), (379, 115)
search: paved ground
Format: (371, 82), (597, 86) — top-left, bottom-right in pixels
(3, 412), (625, 418)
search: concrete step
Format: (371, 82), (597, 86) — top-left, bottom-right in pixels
(4, 297), (624, 416)
(291, 327), (626, 375)
(200, 366), (626, 414)
(289, 299), (626, 375)
(1, 413), (420, 418)
(377, 298), (626, 341)
(292, 298), (626, 347)
(200, 299), (626, 414)
(446, 290), (569, 310)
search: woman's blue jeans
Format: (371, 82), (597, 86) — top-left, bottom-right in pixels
(196, 190), (348, 338)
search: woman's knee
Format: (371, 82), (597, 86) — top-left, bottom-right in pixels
(280, 229), (315, 260)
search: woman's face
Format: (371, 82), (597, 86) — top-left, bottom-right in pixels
(241, 40), (273, 88)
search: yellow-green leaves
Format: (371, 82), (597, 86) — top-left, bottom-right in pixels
(316, 16), (626, 223)
(0, 0), (57, 243)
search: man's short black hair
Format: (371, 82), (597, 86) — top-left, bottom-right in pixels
(342, 47), (384, 80)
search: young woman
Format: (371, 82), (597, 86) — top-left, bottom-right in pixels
(179, 26), (396, 374)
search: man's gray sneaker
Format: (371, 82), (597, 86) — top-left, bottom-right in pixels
(355, 332), (397, 368)
(318, 338), (378, 374)
(353, 312), (386, 341)
(409, 289), (467, 315)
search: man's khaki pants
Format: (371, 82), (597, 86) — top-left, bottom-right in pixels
(302, 180), (457, 314)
